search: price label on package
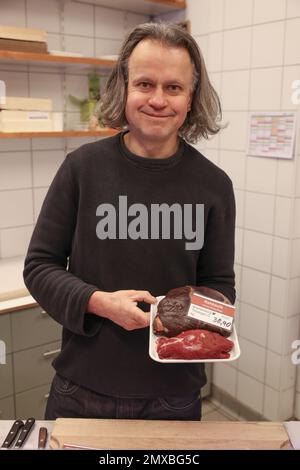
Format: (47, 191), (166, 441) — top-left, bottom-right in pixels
(187, 293), (235, 332)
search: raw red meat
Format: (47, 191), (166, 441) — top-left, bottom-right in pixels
(153, 285), (232, 338)
(156, 329), (234, 360)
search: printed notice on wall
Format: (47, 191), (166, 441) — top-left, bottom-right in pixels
(247, 112), (297, 159)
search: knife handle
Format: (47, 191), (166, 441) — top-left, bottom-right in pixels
(38, 427), (48, 449)
(1, 420), (24, 448)
(14, 417), (35, 448)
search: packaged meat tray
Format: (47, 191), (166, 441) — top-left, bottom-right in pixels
(149, 296), (241, 363)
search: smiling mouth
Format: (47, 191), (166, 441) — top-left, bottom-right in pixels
(142, 112), (172, 118)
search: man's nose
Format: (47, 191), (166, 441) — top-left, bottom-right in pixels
(148, 87), (167, 108)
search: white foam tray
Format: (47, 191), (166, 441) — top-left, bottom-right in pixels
(149, 296), (241, 363)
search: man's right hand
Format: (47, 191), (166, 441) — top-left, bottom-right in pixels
(86, 290), (157, 331)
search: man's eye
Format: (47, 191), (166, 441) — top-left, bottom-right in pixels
(138, 82), (151, 88)
(168, 85), (180, 92)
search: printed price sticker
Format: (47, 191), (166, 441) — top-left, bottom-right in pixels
(187, 293), (235, 332)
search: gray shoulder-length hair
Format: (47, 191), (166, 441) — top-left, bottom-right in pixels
(100, 22), (222, 144)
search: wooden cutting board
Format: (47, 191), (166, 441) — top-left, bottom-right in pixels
(50, 418), (292, 450)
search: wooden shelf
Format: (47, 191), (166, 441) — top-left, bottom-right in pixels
(0, 50), (116, 69)
(0, 129), (119, 139)
(74, 0), (186, 15)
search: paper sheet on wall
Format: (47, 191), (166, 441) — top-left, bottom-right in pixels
(247, 112), (297, 159)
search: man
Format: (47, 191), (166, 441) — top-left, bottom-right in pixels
(24, 23), (235, 421)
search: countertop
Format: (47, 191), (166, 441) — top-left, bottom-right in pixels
(0, 257), (37, 314)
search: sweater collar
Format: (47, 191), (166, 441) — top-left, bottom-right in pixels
(118, 131), (184, 170)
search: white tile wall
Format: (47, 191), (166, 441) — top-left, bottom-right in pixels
(33, 187), (49, 223)
(221, 70), (249, 111)
(208, 0), (224, 33)
(234, 189), (245, 227)
(285, 19), (300, 65)
(244, 192), (275, 233)
(32, 150), (65, 187)
(281, 354), (297, 389)
(252, 22), (285, 68)
(274, 196), (293, 238)
(0, 226), (33, 259)
(95, 38), (123, 57)
(249, 68), (282, 110)
(265, 350), (282, 389)
(243, 230), (273, 272)
(287, 278), (300, 316)
(29, 73), (64, 112)
(192, 37), (207, 67)
(235, 227), (243, 265)
(187, 0), (210, 35)
(282, 65), (300, 110)
(0, 190), (33, 229)
(272, 237), (290, 278)
(0, 0), (26, 27)
(1, 0), (299, 421)
(238, 337), (266, 382)
(296, 392), (300, 419)
(0, 0), (149, 258)
(207, 32), (223, 72)
(291, 239), (300, 277)
(212, 362), (237, 396)
(64, 35), (94, 57)
(270, 276), (289, 317)
(27, 0), (61, 33)
(223, 28), (252, 70)
(95, 6), (124, 39)
(0, 152), (32, 190)
(263, 386), (280, 420)
(268, 314), (285, 354)
(279, 388), (295, 420)
(253, 0), (286, 24)
(241, 267), (270, 310)
(220, 112), (248, 151)
(293, 199), (300, 236)
(239, 302), (268, 347)
(277, 159), (296, 197)
(218, 150), (246, 190)
(287, 0), (300, 18)
(63, 2), (94, 37)
(224, 0), (253, 30)
(0, 71), (29, 97)
(237, 371), (264, 414)
(246, 156), (277, 194)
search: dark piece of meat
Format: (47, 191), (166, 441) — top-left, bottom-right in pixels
(156, 329), (234, 360)
(153, 285), (232, 338)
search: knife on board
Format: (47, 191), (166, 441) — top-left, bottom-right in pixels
(38, 427), (48, 449)
(1, 420), (24, 449)
(14, 418), (35, 448)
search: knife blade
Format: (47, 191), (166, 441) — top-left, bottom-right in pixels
(38, 427), (48, 449)
(14, 417), (35, 448)
(1, 420), (24, 449)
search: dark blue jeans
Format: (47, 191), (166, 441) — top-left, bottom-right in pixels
(45, 374), (202, 421)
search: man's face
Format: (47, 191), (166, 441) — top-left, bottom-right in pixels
(125, 39), (194, 145)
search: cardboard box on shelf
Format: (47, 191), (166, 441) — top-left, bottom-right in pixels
(0, 96), (53, 112)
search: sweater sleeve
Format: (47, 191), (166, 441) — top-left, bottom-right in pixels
(23, 153), (101, 336)
(196, 179), (236, 304)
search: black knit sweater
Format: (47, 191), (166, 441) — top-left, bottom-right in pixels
(23, 131), (235, 397)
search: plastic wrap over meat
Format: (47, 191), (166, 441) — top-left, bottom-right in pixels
(153, 285), (232, 338)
